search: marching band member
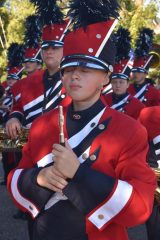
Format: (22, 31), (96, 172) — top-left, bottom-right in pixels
(128, 28), (160, 106)
(139, 106), (160, 169)
(0, 43), (24, 185)
(104, 73), (145, 119)
(8, 1), (156, 240)
(139, 106), (160, 240)
(5, 0), (71, 139)
(10, 14), (43, 132)
(22, 15), (42, 76)
(104, 27), (145, 119)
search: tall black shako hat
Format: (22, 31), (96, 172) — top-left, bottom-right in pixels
(30, 0), (69, 49)
(131, 28), (154, 74)
(60, 0), (120, 73)
(7, 43), (24, 80)
(23, 15), (42, 63)
(111, 27), (132, 81)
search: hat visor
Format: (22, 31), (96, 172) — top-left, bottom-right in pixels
(41, 40), (64, 49)
(111, 73), (129, 80)
(60, 54), (113, 72)
(7, 74), (19, 80)
(24, 58), (42, 63)
(131, 67), (147, 73)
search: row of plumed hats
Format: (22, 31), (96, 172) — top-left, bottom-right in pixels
(7, 0), (158, 80)
(7, 14), (41, 80)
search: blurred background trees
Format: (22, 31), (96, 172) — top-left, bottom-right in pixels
(0, 0), (34, 81)
(0, 0), (159, 82)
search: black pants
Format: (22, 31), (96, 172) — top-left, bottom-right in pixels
(146, 204), (160, 240)
(1, 152), (15, 182)
(14, 151), (22, 166)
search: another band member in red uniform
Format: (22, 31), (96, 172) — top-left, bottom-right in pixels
(128, 28), (160, 106)
(139, 106), (160, 168)
(139, 106), (160, 240)
(104, 27), (144, 119)
(8, 1), (156, 240)
(0, 43), (24, 185)
(22, 15), (42, 76)
(5, 1), (71, 138)
(104, 73), (145, 119)
(10, 14), (43, 117)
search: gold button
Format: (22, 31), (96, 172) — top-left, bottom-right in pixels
(82, 153), (88, 160)
(98, 124), (105, 130)
(90, 155), (96, 161)
(29, 205), (33, 211)
(98, 214), (104, 220)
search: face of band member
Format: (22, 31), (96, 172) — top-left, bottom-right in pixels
(130, 72), (147, 84)
(62, 66), (109, 106)
(24, 61), (42, 75)
(111, 78), (129, 95)
(41, 46), (63, 70)
(7, 78), (17, 87)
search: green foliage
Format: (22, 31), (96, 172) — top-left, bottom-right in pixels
(119, 3), (158, 46)
(0, 0), (35, 81)
(6, 0), (35, 45)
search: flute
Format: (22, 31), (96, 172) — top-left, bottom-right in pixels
(58, 105), (65, 146)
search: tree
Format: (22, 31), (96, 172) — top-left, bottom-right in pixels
(6, 0), (35, 44)
(0, 1), (9, 79)
(0, 0), (35, 81)
(118, 0), (158, 45)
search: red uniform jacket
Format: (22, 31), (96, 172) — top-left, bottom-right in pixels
(139, 106), (160, 141)
(1, 80), (10, 95)
(11, 70), (42, 105)
(103, 92), (145, 119)
(8, 69), (71, 127)
(128, 82), (160, 107)
(139, 106), (160, 168)
(11, 77), (26, 104)
(8, 99), (156, 240)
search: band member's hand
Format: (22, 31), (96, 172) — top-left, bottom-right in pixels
(37, 166), (68, 192)
(5, 118), (22, 139)
(52, 139), (80, 179)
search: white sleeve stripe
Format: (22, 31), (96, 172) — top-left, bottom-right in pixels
(45, 94), (60, 109)
(23, 81), (61, 111)
(88, 180), (133, 229)
(153, 135), (160, 145)
(23, 94), (43, 111)
(37, 153), (53, 167)
(26, 108), (42, 120)
(11, 169), (40, 218)
(15, 93), (21, 101)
